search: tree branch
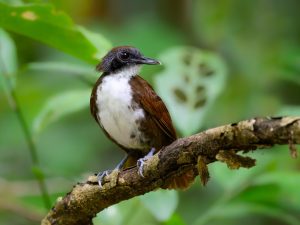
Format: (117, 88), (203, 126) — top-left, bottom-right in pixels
(41, 116), (300, 225)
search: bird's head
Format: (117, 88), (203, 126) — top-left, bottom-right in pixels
(97, 46), (160, 73)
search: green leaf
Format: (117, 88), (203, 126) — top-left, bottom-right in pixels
(27, 61), (93, 75)
(94, 205), (123, 225)
(217, 171), (300, 225)
(26, 61), (98, 85)
(139, 189), (178, 221)
(277, 46), (300, 85)
(0, 28), (17, 108)
(164, 214), (187, 225)
(0, 2), (111, 64)
(33, 89), (90, 134)
(210, 163), (259, 191)
(154, 46), (227, 136)
(233, 183), (282, 205)
(94, 198), (155, 225)
(0, 0), (22, 4)
(77, 25), (111, 60)
(252, 172), (300, 208)
(0, 28), (17, 83)
(0, 28), (17, 74)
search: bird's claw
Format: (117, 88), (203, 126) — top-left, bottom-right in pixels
(137, 154), (152, 177)
(137, 158), (146, 177)
(137, 148), (156, 177)
(97, 170), (112, 188)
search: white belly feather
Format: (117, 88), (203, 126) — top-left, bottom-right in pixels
(96, 71), (145, 149)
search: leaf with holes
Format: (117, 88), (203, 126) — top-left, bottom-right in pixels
(154, 46), (227, 136)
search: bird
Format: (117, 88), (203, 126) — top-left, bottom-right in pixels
(90, 46), (194, 189)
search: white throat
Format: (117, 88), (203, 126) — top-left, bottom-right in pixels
(112, 65), (141, 78)
(96, 65), (146, 149)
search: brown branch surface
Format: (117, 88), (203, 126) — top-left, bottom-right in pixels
(41, 116), (300, 225)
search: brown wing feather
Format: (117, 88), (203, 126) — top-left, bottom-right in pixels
(90, 76), (101, 124)
(130, 76), (177, 142)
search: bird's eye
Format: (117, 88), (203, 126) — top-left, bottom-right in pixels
(119, 52), (130, 60)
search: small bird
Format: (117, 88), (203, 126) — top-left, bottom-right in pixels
(90, 46), (194, 189)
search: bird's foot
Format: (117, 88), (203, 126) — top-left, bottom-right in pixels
(96, 155), (129, 188)
(137, 158), (147, 177)
(137, 148), (156, 177)
(96, 170), (112, 188)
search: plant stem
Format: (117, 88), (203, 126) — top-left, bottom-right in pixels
(0, 59), (51, 209)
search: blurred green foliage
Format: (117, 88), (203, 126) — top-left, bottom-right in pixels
(0, 0), (300, 225)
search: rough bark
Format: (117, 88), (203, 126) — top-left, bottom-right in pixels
(41, 116), (300, 225)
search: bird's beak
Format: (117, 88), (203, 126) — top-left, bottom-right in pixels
(133, 56), (161, 65)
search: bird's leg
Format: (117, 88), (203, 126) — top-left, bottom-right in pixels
(137, 147), (156, 177)
(97, 154), (129, 188)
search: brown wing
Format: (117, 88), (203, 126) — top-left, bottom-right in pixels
(90, 77), (101, 124)
(130, 76), (177, 143)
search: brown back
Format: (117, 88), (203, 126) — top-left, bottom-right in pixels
(130, 75), (177, 149)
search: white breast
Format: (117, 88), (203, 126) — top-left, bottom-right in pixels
(96, 67), (145, 149)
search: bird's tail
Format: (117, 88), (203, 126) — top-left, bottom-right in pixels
(162, 168), (196, 190)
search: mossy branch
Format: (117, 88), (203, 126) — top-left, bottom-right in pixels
(41, 116), (300, 225)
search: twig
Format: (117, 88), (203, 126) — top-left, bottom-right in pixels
(0, 55), (51, 209)
(41, 116), (300, 225)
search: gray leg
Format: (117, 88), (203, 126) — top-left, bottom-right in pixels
(115, 154), (130, 170)
(97, 154), (129, 188)
(137, 148), (156, 177)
